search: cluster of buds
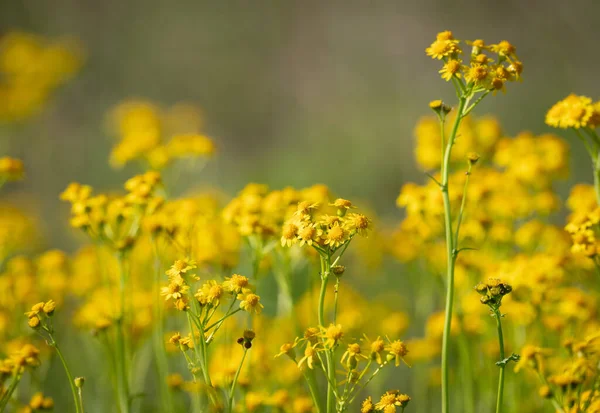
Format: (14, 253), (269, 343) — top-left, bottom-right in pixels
(474, 278), (512, 308)
(25, 300), (56, 330)
(236, 329), (256, 349)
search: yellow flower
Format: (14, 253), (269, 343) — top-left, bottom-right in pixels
(222, 274), (252, 294)
(281, 221), (299, 247)
(25, 302), (45, 318)
(375, 392), (401, 413)
(275, 341), (297, 359)
(298, 222), (317, 246)
(43, 299), (56, 315)
(237, 289), (264, 314)
(341, 343), (367, 368)
(490, 40), (516, 58)
(363, 335), (386, 364)
(361, 397), (374, 413)
(294, 201), (319, 216)
(344, 213), (371, 236)
(195, 280), (224, 307)
(426, 32), (461, 60)
(323, 324), (344, 348)
(324, 222), (348, 250)
(439, 59), (462, 81)
(166, 258), (197, 279)
(161, 279), (190, 301)
(464, 63), (489, 87)
(386, 339), (409, 367)
(297, 342), (319, 370)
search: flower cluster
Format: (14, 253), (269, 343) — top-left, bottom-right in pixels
(223, 183), (330, 240)
(280, 198), (371, 252)
(107, 100), (215, 169)
(0, 31), (82, 122)
(426, 31), (522, 93)
(60, 171), (163, 248)
(546, 94), (600, 129)
(362, 391), (411, 413)
(515, 334), (600, 412)
(474, 278), (512, 308)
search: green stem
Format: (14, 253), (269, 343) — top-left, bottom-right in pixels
(462, 91), (489, 118)
(51, 339), (82, 413)
(347, 362), (388, 405)
(333, 277), (340, 325)
(78, 387), (85, 413)
(151, 240), (174, 413)
(303, 368), (325, 413)
(576, 129), (600, 204)
(318, 255), (329, 329)
(440, 96), (467, 413)
(457, 333), (474, 413)
(115, 253), (131, 413)
(318, 254), (336, 413)
(0, 372), (21, 411)
(493, 308), (505, 413)
(453, 164), (473, 245)
(205, 307), (241, 332)
(227, 348), (248, 413)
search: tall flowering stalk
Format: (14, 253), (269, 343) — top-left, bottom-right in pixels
(278, 198), (411, 413)
(60, 171), (164, 412)
(475, 279), (519, 413)
(425, 30), (523, 413)
(26, 300), (83, 413)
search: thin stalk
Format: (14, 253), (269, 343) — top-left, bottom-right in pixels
(454, 163), (473, 245)
(205, 307), (241, 333)
(318, 255), (329, 329)
(185, 312), (207, 409)
(227, 348), (248, 413)
(78, 387), (85, 413)
(575, 129), (600, 204)
(318, 253), (336, 413)
(457, 333), (475, 413)
(0, 372), (21, 411)
(333, 277), (340, 325)
(50, 338), (82, 413)
(440, 96), (467, 413)
(493, 308), (505, 413)
(151, 240), (174, 413)
(303, 368), (325, 413)
(347, 362), (389, 405)
(115, 253), (131, 413)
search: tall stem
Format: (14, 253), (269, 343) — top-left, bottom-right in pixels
(151, 241), (174, 412)
(114, 252), (131, 413)
(303, 368), (325, 413)
(227, 348), (248, 413)
(457, 333), (475, 413)
(51, 339), (82, 413)
(318, 254), (336, 413)
(441, 97), (467, 413)
(594, 149), (600, 205)
(333, 277), (340, 325)
(0, 372), (22, 411)
(493, 308), (506, 413)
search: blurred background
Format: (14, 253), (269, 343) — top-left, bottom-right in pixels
(1, 0), (600, 249)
